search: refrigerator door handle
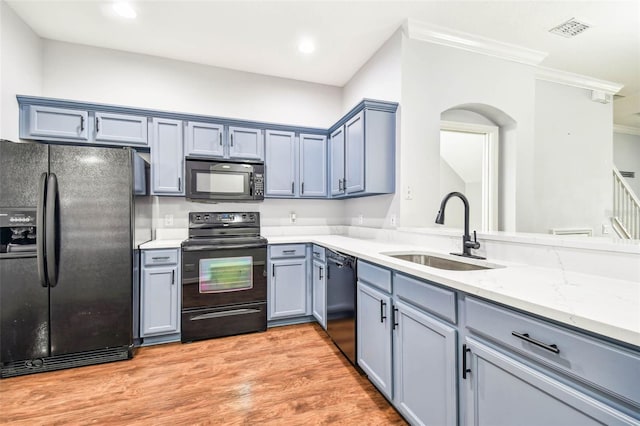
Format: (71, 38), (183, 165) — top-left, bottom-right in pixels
(46, 173), (59, 288)
(37, 172), (49, 287)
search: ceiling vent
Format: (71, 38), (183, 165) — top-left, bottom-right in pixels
(549, 18), (591, 38)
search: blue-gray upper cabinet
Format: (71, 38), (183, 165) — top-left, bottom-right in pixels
(25, 105), (89, 141)
(329, 127), (345, 196)
(228, 126), (263, 160)
(185, 121), (224, 158)
(299, 134), (327, 197)
(393, 299), (457, 426)
(94, 112), (148, 146)
(329, 104), (396, 198)
(265, 130), (296, 197)
(462, 338), (638, 426)
(344, 111), (365, 194)
(151, 118), (184, 195)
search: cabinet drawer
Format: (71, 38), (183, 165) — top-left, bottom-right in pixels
(465, 297), (640, 407)
(269, 244), (306, 259)
(312, 245), (325, 262)
(394, 273), (456, 324)
(143, 249), (178, 266)
(357, 260), (391, 293)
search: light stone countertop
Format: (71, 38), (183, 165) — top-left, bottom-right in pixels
(267, 235), (640, 348)
(139, 239), (184, 249)
(138, 234), (640, 347)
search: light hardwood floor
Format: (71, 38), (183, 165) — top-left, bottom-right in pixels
(0, 323), (406, 425)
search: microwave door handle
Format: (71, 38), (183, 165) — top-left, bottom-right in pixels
(249, 172), (253, 196)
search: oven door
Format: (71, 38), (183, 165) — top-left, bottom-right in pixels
(182, 245), (267, 310)
(186, 160), (254, 201)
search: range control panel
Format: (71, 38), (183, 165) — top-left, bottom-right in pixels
(189, 212), (259, 226)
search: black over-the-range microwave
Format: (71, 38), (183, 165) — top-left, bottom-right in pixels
(185, 158), (265, 202)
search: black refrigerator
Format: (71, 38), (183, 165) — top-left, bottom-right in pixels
(0, 140), (151, 377)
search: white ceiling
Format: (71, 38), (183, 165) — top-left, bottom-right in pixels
(7, 0), (640, 125)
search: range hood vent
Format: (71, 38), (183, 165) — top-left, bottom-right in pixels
(549, 18), (591, 38)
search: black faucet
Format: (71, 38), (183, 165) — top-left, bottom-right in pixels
(435, 191), (485, 259)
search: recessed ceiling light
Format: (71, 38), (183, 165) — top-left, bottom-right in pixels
(298, 38), (315, 55)
(113, 2), (137, 19)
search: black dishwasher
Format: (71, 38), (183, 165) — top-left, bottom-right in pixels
(326, 250), (357, 365)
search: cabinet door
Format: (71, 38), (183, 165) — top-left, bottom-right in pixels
(229, 126), (263, 160)
(463, 338), (638, 426)
(265, 130), (296, 197)
(151, 118), (184, 195)
(28, 105), (89, 141)
(345, 111), (365, 194)
(94, 112), (148, 146)
(329, 127), (345, 196)
(299, 133), (327, 197)
(141, 266), (179, 336)
(394, 300), (457, 426)
(357, 281), (393, 400)
(269, 258), (307, 319)
(185, 121), (224, 157)
(312, 259), (327, 329)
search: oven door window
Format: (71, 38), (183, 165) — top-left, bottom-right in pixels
(195, 171), (248, 195)
(199, 256), (253, 293)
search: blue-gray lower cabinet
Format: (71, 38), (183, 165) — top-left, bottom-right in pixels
(463, 338), (638, 426)
(151, 117), (184, 195)
(268, 245), (309, 320)
(140, 249), (181, 345)
(229, 126), (263, 160)
(185, 121), (224, 157)
(25, 105), (89, 141)
(94, 111), (148, 146)
(393, 300), (458, 426)
(311, 257), (327, 329)
(265, 130), (296, 197)
(357, 281), (393, 400)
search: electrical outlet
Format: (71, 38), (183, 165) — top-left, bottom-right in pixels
(602, 224), (611, 235)
(405, 185), (413, 200)
(164, 214), (173, 226)
(290, 212), (296, 224)
(358, 214), (364, 225)
(390, 214), (397, 227)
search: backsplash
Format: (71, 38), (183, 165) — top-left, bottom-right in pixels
(153, 196), (347, 231)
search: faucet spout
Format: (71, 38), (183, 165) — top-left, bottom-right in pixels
(435, 191), (484, 259)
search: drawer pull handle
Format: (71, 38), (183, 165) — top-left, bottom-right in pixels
(462, 344), (471, 379)
(191, 308), (260, 321)
(152, 256), (170, 260)
(282, 250), (296, 254)
(380, 300), (387, 323)
(512, 332), (560, 354)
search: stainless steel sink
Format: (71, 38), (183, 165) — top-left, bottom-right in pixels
(386, 253), (494, 271)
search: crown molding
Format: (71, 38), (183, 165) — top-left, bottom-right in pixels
(536, 67), (623, 95)
(402, 19), (547, 66)
(613, 124), (640, 136)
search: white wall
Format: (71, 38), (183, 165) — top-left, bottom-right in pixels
(400, 38), (537, 232)
(42, 40), (342, 128)
(534, 80), (613, 236)
(39, 39), (347, 230)
(342, 30), (403, 228)
(613, 131), (640, 197)
(438, 158), (465, 229)
(0, 1), (42, 140)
